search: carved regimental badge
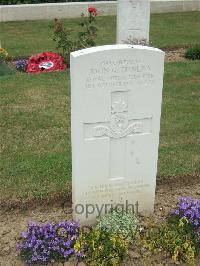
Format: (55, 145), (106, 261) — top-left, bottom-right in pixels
(93, 100), (143, 138)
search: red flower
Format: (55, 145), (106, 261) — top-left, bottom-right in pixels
(27, 52), (67, 73)
(88, 7), (97, 14)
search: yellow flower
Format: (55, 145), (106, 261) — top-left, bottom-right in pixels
(74, 241), (81, 252)
(0, 48), (8, 61)
(178, 217), (189, 227)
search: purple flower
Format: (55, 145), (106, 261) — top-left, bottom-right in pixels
(12, 59), (28, 72)
(16, 220), (81, 263)
(64, 248), (74, 258)
(20, 231), (28, 238)
(172, 196), (200, 237)
(64, 240), (71, 247)
(76, 251), (84, 257)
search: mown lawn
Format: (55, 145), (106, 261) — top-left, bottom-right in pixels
(0, 11), (200, 202)
(0, 12), (200, 57)
(0, 61), (200, 201)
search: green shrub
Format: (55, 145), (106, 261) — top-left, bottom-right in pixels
(96, 209), (138, 241)
(137, 218), (199, 265)
(74, 210), (137, 265)
(0, 63), (16, 76)
(185, 46), (200, 60)
(75, 229), (129, 266)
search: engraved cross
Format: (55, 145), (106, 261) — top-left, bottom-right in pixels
(84, 90), (152, 181)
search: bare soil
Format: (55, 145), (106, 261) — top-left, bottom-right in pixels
(0, 174), (199, 266)
(9, 48), (188, 67)
(164, 48), (186, 62)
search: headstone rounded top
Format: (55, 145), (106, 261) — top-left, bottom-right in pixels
(71, 45), (165, 58)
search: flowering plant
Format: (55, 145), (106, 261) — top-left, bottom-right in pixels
(88, 7), (97, 22)
(76, 228), (129, 265)
(96, 209), (138, 240)
(135, 197), (200, 264)
(79, 8), (98, 48)
(16, 220), (83, 264)
(0, 48), (8, 63)
(171, 197), (200, 237)
(167, 196), (200, 257)
(88, 7), (97, 14)
(12, 59), (28, 72)
(137, 221), (197, 264)
(52, 8), (98, 64)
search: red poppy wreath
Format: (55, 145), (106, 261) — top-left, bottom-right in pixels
(27, 52), (67, 73)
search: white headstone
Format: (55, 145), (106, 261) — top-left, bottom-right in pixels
(71, 45), (165, 225)
(117, 0), (150, 44)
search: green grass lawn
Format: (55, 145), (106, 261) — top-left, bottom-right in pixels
(0, 11), (200, 202)
(0, 61), (200, 201)
(0, 12), (200, 57)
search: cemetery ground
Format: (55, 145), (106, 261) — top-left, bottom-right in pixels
(1, 12), (200, 57)
(0, 11), (200, 265)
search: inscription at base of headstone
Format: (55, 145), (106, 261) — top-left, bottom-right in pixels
(70, 45), (165, 225)
(117, 0), (150, 44)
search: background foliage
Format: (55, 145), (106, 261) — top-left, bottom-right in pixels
(185, 46), (200, 60)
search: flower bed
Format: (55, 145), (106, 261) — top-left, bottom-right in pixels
(17, 221), (82, 264)
(0, 51), (67, 75)
(17, 197), (200, 265)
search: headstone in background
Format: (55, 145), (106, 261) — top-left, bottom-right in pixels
(71, 45), (165, 225)
(117, 0), (150, 45)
